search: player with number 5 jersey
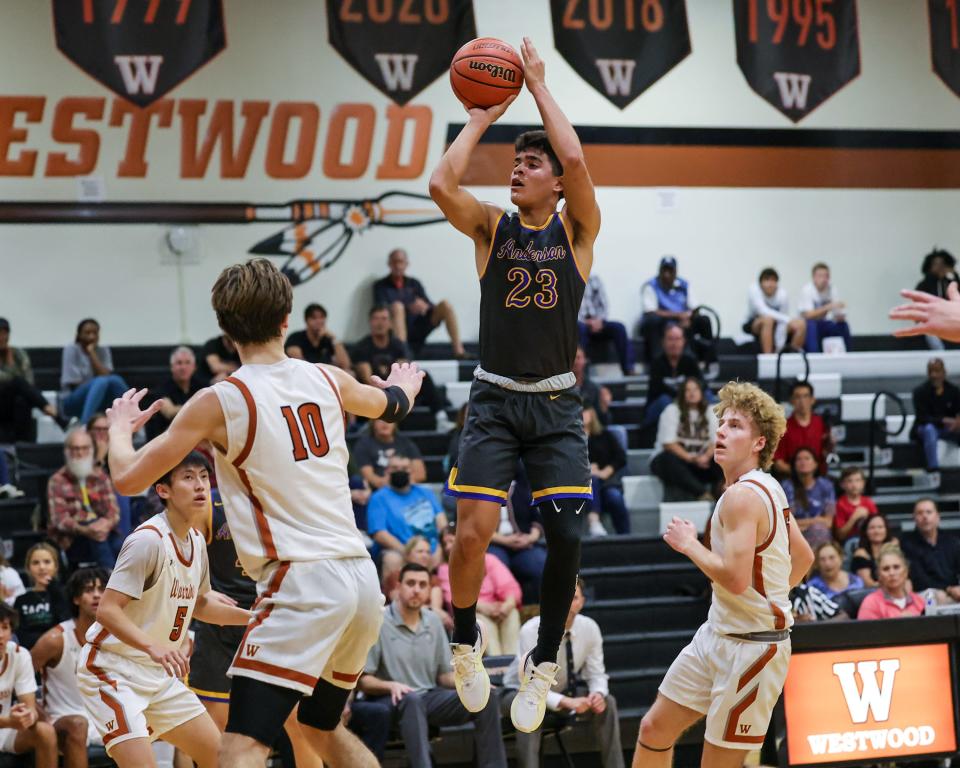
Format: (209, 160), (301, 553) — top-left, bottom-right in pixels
(103, 258), (425, 768)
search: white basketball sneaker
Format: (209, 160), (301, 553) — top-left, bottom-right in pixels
(510, 651), (560, 733)
(451, 623), (489, 712)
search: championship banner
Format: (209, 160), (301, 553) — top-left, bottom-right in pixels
(550, 0), (691, 109)
(52, 0), (227, 108)
(327, 0), (476, 105)
(929, 0), (960, 98)
(783, 644), (957, 765)
(733, 0), (860, 122)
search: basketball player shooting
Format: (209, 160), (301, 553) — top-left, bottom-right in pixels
(633, 383), (814, 768)
(429, 37), (601, 733)
(104, 258), (425, 768)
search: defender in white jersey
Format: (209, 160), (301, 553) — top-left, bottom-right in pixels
(76, 453), (251, 768)
(32, 567), (107, 765)
(633, 382), (815, 768)
(104, 258), (424, 768)
(0, 603), (57, 766)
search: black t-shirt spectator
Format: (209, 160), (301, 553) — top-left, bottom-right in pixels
(285, 331), (335, 365)
(373, 276), (431, 309)
(900, 528), (960, 591)
(352, 433), (423, 478)
(146, 374), (205, 440)
(647, 353), (701, 404)
(588, 430), (626, 476)
(352, 335), (409, 381)
(201, 336), (241, 380)
(916, 274), (959, 299)
(913, 380), (960, 428)
(15, 585), (71, 649)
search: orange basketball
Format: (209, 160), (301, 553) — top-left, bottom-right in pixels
(450, 37), (524, 109)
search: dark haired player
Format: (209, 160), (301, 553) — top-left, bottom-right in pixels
(429, 37), (601, 732)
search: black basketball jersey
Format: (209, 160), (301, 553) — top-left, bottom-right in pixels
(206, 495), (257, 610)
(479, 211), (586, 380)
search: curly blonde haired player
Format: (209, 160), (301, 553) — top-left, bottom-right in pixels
(103, 258), (425, 768)
(633, 382), (814, 768)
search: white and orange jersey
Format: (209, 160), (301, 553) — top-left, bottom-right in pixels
(707, 469), (793, 635)
(43, 619), (86, 720)
(212, 359), (368, 582)
(85, 514), (208, 666)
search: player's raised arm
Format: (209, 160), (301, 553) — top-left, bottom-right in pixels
(323, 362), (425, 422)
(521, 38), (600, 250)
(428, 97), (514, 243)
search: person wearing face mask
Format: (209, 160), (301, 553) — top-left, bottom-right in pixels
(46, 427), (120, 570)
(366, 455), (447, 588)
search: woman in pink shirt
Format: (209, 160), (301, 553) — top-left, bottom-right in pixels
(857, 544), (925, 620)
(436, 525), (522, 655)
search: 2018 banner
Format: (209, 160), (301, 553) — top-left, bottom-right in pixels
(733, 0), (860, 122)
(550, 0), (691, 109)
(929, 0), (960, 98)
(52, 0), (226, 108)
(327, 0), (476, 105)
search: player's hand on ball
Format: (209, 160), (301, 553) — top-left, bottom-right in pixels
(663, 517), (698, 553)
(149, 645), (190, 679)
(107, 388), (163, 434)
(521, 37), (545, 90)
(466, 93), (517, 125)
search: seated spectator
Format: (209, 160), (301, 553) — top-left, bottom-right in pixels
(911, 357), (960, 471)
(284, 302), (352, 371)
(353, 306), (449, 430)
(30, 567), (106, 760)
(0, 603), (57, 764)
(743, 268), (806, 353)
(0, 318), (64, 441)
(0, 551), (23, 607)
(436, 526), (521, 656)
(852, 513), (898, 588)
(834, 467), (877, 543)
(791, 581), (847, 623)
(47, 427), (120, 570)
(899, 497), (960, 603)
(14, 543), (70, 649)
(642, 324), (706, 433)
(640, 256), (715, 365)
(0, 451), (21, 499)
(504, 577), (623, 768)
(916, 247), (959, 350)
(352, 419), (426, 491)
(773, 380), (831, 477)
(381, 536), (447, 622)
(60, 318), (128, 423)
(367, 455), (446, 585)
(857, 544), (925, 619)
(808, 541), (864, 599)
(353, 563), (507, 766)
(799, 262), (851, 353)
(374, 248), (466, 357)
(578, 273), (633, 376)
(584, 407), (630, 536)
(201, 333), (240, 383)
(487, 475), (547, 604)
(650, 377), (721, 502)
(86, 412), (132, 541)
(573, 346), (614, 427)
(782, 447), (835, 547)
(146, 346), (204, 440)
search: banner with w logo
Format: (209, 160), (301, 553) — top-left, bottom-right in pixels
(550, 0), (690, 109)
(929, 0), (960, 98)
(52, 0), (226, 108)
(327, 0), (476, 105)
(733, 0), (860, 122)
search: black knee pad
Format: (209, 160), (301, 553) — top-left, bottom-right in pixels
(226, 676), (301, 748)
(541, 497), (587, 552)
(298, 679), (351, 732)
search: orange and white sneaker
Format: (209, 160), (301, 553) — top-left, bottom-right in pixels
(510, 651), (560, 733)
(451, 623), (489, 712)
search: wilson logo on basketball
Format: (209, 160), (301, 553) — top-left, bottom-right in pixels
(245, 644), (261, 658)
(466, 61), (518, 83)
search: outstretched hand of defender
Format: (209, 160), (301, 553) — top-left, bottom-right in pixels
(370, 362), (425, 398)
(521, 37), (545, 91)
(663, 517), (698, 555)
(107, 388), (163, 435)
(890, 282), (960, 343)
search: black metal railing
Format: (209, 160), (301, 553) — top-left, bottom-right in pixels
(774, 346), (809, 402)
(867, 391), (908, 495)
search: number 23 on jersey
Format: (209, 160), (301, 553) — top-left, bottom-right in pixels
(505, 267), (559, 310)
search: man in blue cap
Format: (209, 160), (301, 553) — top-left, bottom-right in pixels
(640, 257), (716, 366)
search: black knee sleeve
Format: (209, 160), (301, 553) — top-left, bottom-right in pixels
(298, 679), (352, 732)
(535, 498), (586, 664)
(226, 676), (301, 748)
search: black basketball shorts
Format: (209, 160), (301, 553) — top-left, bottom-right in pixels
(187, 622), (246, 704)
